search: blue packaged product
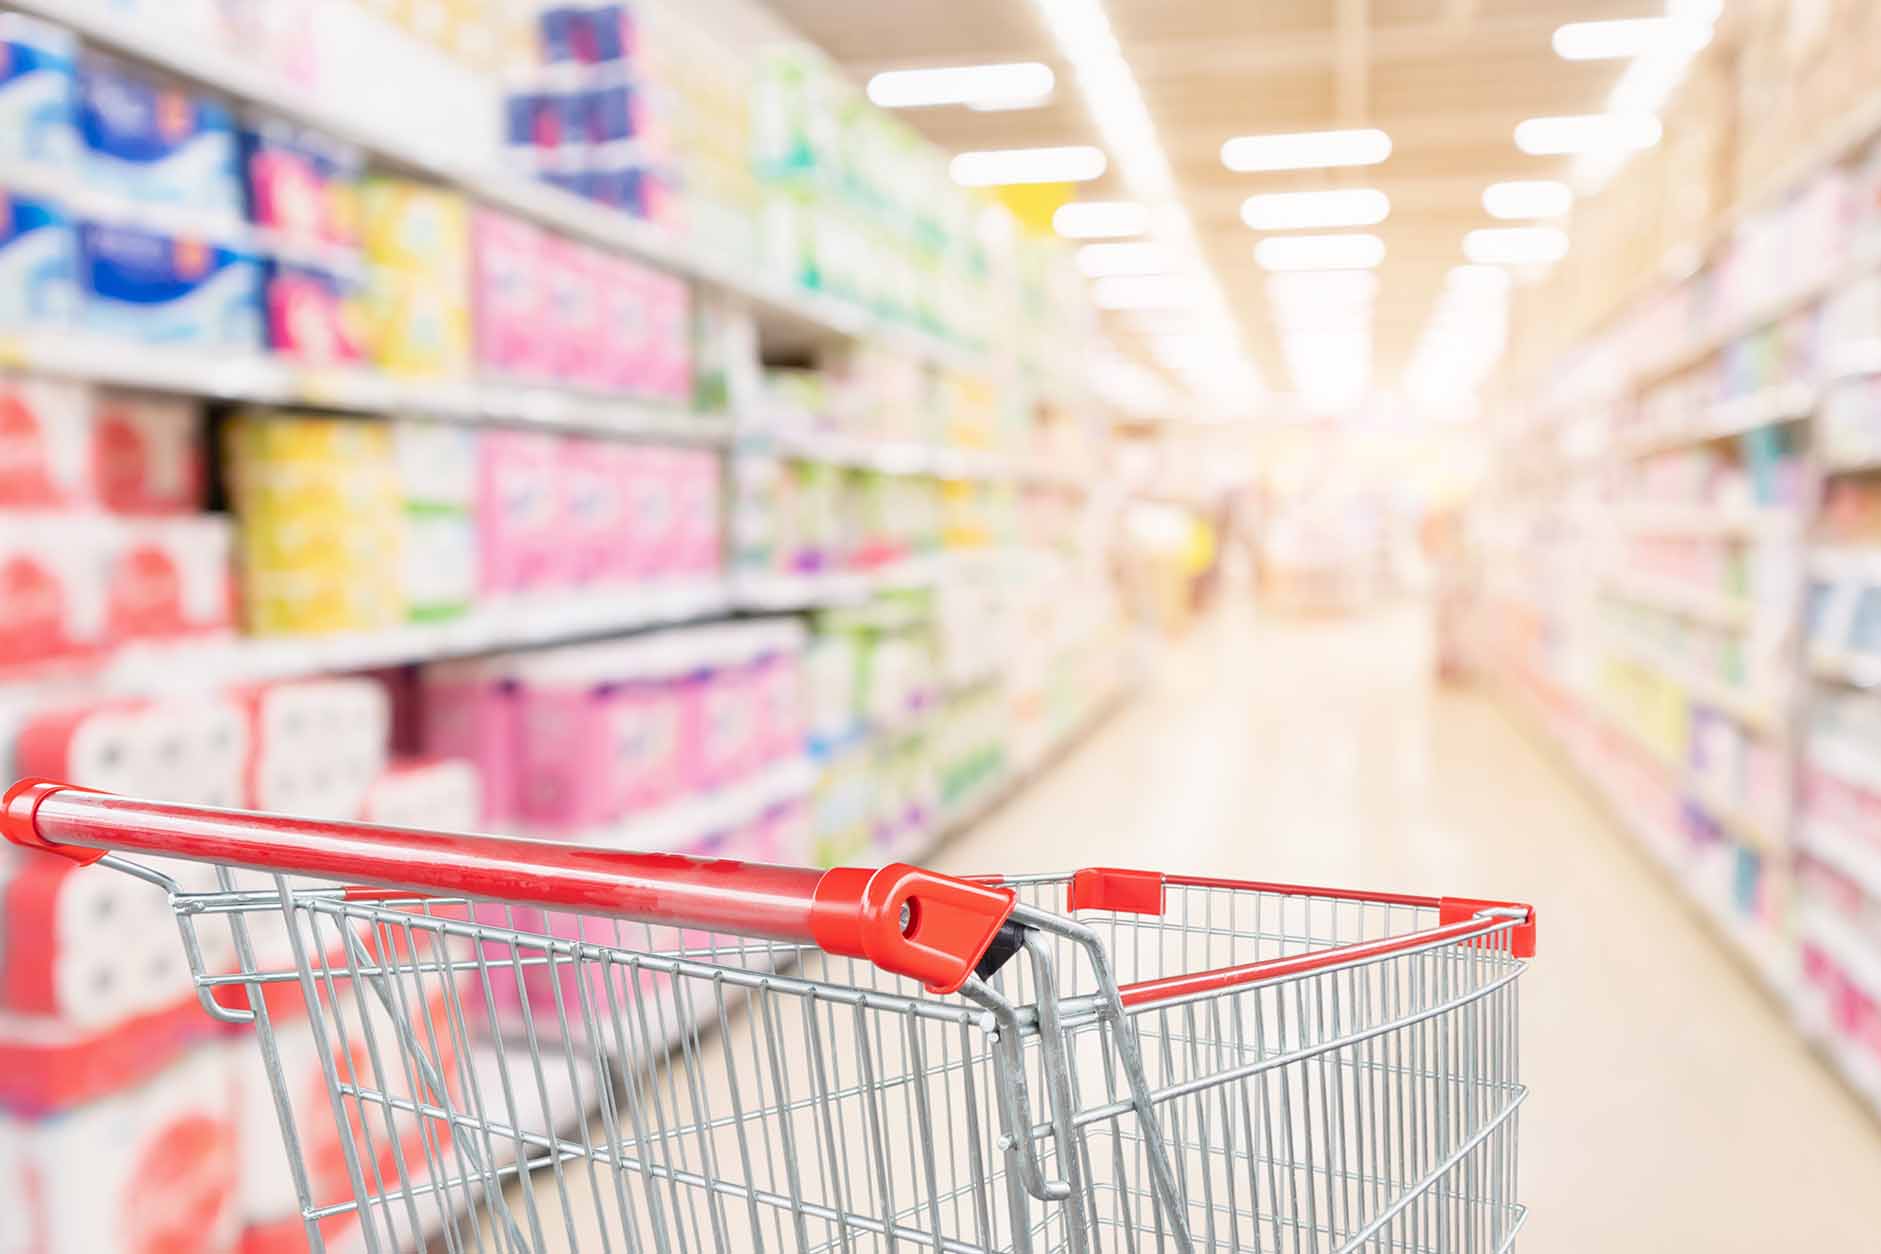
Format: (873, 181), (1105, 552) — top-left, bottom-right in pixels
(75, 54), (244, 218)
(0, 15), (77, 169)
(538, 7), (585, 62)
(76, 218), (263, 348)
(540, 5), (634, 64)
(0, 188), (77, 325)
(586, 82), (640, 143)
(583, 5), (636, 62)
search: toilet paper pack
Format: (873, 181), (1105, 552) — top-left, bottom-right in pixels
(87, 388), (206, 514)
(362, 757), (481, 832)
(242, 677), (392, 820)
(75, 218), (265, 350)
(0, 1044), (241, 1254)
(75, 53), (245, 221)
(0, 375), (90, 509)
(419, 657), (519, 824)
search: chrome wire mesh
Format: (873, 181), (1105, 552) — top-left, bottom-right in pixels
(170, 870), (1527, 1253)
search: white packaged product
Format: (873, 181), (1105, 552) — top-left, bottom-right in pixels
(0, 1044), (241, 1254)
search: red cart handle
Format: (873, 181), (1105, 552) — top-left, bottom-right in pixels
(1, 780), (1015, 995)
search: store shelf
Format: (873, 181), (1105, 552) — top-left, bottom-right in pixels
(1587, 503), (1798, 539)
(1615, 383), (1817, 458)
(1597, 570), (1758, 630)
(1801, 819), (1881, 902)
(0, 329), (734, 443)
(1808, 736), (1881, 799)
(0, 579), (731, 708)
(1601, 632), (1784, 733)
(729, 552), (972, 611)
(21, 0), (989, 377)
(535, 754), (818, 853)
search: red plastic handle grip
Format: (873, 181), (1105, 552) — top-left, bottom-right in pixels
(1, 780), (1015, 995)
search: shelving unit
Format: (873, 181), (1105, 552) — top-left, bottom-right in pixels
(1483, 37), (1881, 1121)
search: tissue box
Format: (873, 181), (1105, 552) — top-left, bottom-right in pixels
(559, 436), (628, 585)
(470, 208), (549, 379)
(76, 219), (265, 349)
(401, 508), (476, 621)
(1, 1044), (241, 1253)
(477, 429), (564, 594)
(262, 260), (364, 364)
(0, 14), (78, 170)
(362, 756), (481, 831)
(75, 53), (245, 220)
(0, 187), (78, 326)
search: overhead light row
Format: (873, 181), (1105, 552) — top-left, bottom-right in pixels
(867, 61), (1055, 110)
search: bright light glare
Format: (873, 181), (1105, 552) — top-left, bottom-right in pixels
(1514, 114), (1661, 156)
(1076, 241), (1166, 278)
(1552, 18), (1711, 61)
(1464, 227), (1570, 266)
(1255, 233), (1385, 272)
(1091, 274), (1200, 310)
(949, 145), (1106, 186)
(1447, 264), (1514, 293)
(867, 62), (1054, 108)
(1241, 188), (1390, 231)
(1482, 180), (1572, 220)
(1220, 128), (1391, 173)
(1052, 200), (1151, 239)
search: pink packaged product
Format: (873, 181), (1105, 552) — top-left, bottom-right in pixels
(605, 636), (690, 818)
(750, 624), (807, 765)
(542, 234), (603, 386)
(514, 643), (621, 836)
(471, 208), (550, 379)
(669, 447), (721, 576)
(420, 657), (521, 825)
(597, 253), (652, 395)
(641, 268), (692, 402)
(262, 263), (362, 364)
(559, 436), (628, 585)
(619, 443), (677, 580)
(477, 429), (566, 594)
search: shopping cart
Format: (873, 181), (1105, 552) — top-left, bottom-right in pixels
(2, 779), (1535, 1254)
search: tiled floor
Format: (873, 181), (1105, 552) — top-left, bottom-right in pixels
(937, 603), (1881, 1251)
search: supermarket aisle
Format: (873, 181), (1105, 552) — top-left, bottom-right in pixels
(940, 603), (1881, 1251)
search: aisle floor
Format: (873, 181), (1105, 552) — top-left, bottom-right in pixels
(938, 603), (1881, 1251)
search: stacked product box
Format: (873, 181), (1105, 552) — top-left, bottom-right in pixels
(224, 410), (406, 636)
(241, 118), (368, 364)
(357, 178), (473, 378)
(0, 670), (484, 1253)
(470, 205), (692, 401)
(503, 2), (675, 223)
(393, 419), (479, 621)
(0, 374), (232, 675)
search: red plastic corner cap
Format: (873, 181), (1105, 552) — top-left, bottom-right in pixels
(1067, 867), (1166, 915)
(1, 779), (108, 866)
(1439, 896), (1537, 958)
(810, 863), (1017, 995)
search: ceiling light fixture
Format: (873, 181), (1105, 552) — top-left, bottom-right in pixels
(1482, 179), (1573, 219)
(1573, 1), (1723, 192)
(949, 145), (1107, 187)
(1076, 241), (1167, 277)
(1241, 187), (1390, 231)
(1091, 274), (1201, 310)
(1052, 200), (1151, 239)
(1255, 233), (1386, 272)
(1514, 114), (1661, 156)
(1221, 128), (1392, 173)
(1463, 226), (1570, 266)
(1029, 0), (1262, 402)
(867, 62), (1055, 109)
(1552, 17), (1712, 61)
